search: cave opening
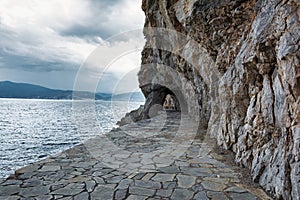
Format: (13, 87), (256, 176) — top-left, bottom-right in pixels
(159, 87), (181, 112)
(163, 94), (176, 110)
(142, 84), (184, 118)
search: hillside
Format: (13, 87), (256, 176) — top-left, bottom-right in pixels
(0, 81), (144, 102)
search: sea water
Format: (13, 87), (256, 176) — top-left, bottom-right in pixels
(0, 98), (142, 179)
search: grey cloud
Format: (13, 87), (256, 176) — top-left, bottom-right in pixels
(0, 23), (82, 72)
(60, 24), (113, 39)
(0, 50), (78, 72)
(0, 0), (144, 92)
(59, 0), (120, 39)
(60, 0), (142, 40)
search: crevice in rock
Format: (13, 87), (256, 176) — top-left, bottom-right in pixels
(139, 0), (300, 198)
(284, 128), (293, 198)
(270, 69), (276, 126)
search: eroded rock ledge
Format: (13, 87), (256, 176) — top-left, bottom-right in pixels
(138, 0), (300, 199)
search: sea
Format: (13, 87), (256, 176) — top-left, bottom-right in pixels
(0, 98), (142, 180)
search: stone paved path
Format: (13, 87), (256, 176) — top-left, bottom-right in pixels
(0, 112), (272, 200)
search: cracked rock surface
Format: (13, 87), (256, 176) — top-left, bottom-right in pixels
(139, 0), (300, 199)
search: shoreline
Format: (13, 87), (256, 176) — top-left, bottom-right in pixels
(0, 97), (145, 103)
(0, 141), (82, 181)
(0, 99), (143, 182)
(0, 113), (271, 199)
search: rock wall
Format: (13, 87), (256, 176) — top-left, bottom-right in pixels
(139, 0), (300, 199)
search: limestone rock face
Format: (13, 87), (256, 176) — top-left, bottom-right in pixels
(139, 0), (300, 199)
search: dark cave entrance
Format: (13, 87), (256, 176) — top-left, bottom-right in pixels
(142, 85), (184, 118)
(156, 87), (181, 112)
(163, 94), (176, 110)
(162, 93), (181, 112)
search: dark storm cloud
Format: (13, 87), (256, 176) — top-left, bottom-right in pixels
(0, 0), (144, 92)
(0, 21), (88, 72)
(0, 50), (76, 72)
(60, 0), (142, 40)
(60, 24), (113, 39)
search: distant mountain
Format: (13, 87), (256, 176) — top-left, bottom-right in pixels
(0, 81), (145, 102)
(112, 92), (145, 102)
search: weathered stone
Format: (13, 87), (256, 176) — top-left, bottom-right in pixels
(91, 185), (114, 200)
(16, 165), (39, 174)
(129, 186), (155, 196)
(0, 185), (21, 196)
(117, 105), (144, 126)
(18, 172), (36, 179)
(203, 177), (229, 184)
(156, 189), (173, 197)
(53, 195), (64, 199)
(158, 166), (180, 174)
(19, 186), (50, 197)
(229, 192), (259, 200)
(181, 167), (212, 177)
(55, 197), (72, 200)
(106, 175), (127, 184)
(0, 196), (21, 200)
(38, 165), (61, 172)
(70, 162), (94, 168)
(117, 179), (134, 190)
(134, 180), (161, 189)
(225, 186), (248, 193)
(171, 188), (194, 200)
(201, 181), (227, 192)
(85, 180), (96, 193)
(92, 177), (105, 184)
(65, 182), (85, 189)
(71, 171), (82, 176)
(101, 174), (114, 179)
(218, 173), (241, 178)
(141, 173), (155, 181)
(74, 192), (89, 200)
(175, 161), (190, 167)
(151, 174), (175, 182)
(50, 183), (67, 191)
(191, 183), (204, 192)
(1, 180), (22, 186)
(35, 195), (53, 200)
(50, 187), (83, 196)
(112, 170), (125, 176)
(162, 181), (177, 189)
(207, 191), (229, 200)
(22, 178), (42, 187)
(126, 195), (147, 200)
(44, 172), (65, 181)
(177, 175), (196, 188)
(132, 173), (145, 180)
(194, 191), (208, 200)
(115, 189), (128, 199)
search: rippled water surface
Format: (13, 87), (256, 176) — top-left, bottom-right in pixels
(0, 99), (142, 179)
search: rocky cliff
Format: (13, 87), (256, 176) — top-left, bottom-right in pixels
(137, 0), (300, 199)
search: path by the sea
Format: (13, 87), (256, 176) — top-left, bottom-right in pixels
(0, 112), (272, 200)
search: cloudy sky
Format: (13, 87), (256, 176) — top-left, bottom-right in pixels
(0, 0), (145, 93)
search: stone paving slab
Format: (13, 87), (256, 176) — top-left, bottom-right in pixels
(0, 112), (272, 199)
